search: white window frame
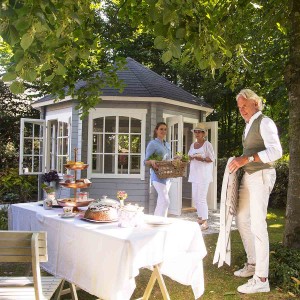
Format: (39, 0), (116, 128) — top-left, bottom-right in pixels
(19, 118), (46, 175)
(88, 108), (146, 179)
(45, 108), (72, 175)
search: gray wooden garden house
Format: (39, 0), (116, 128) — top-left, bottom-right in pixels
(20, 58), (218, 215)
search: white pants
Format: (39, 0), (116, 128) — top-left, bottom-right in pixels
(236, 169), (276, 278)
(192, 182), (210, 220)
(153, 181), (171, 217)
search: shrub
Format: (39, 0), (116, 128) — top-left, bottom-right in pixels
(269, 242), (300, 296)
(217, 158), (288, 208)
(0, 206), (8, 230)
(0, 168), (38, 203)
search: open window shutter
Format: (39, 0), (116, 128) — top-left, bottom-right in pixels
(19, 118), (46, 175)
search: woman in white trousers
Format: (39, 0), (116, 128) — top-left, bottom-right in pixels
(188, 124), (215, 230)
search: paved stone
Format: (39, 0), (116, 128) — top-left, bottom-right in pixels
(171, 208), (237, 235)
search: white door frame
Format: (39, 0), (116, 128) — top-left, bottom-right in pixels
(165, 115), (183, 216)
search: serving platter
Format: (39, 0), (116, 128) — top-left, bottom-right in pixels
(64, 164), (89, 170)
(146, 219), (173, 226)
(80, 217), (118, 223)
(57, 198), (95, 207)
(59, 213), (77, 218)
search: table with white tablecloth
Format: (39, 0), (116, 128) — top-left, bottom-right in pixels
(9, 202), (207, 300)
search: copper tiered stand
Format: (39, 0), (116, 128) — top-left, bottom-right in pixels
(57, 148), (94, 211)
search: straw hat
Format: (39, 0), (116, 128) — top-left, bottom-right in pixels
(191, 123), (207, 133)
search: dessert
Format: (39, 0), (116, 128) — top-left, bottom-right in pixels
(84, 200), (119, 221)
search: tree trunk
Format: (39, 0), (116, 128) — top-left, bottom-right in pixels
(283, 0), (300, 249)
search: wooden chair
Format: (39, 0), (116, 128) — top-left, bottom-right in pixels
(0, 231), (63, 300)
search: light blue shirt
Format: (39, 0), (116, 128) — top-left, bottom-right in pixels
(145, 138), (171, 184)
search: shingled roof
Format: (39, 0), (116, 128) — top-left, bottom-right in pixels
(34, 57), (211, 109)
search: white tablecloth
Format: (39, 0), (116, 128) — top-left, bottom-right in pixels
(9, 203), (207, 300)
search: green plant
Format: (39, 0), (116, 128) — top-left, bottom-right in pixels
(41, 183), (55, 194)
(269, 242), (300, 296)
(147, 153), (163, 161)
(0, 206), (8, 230)
(175, 152), (189, 162)
(0, 168), (37, 203)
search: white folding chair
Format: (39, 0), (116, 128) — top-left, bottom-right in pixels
(0, 231), (67, 300)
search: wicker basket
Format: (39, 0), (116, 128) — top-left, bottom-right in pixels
(154, 160), (188, 179)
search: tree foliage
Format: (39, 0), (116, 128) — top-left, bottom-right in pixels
(0, 0), (298, 248)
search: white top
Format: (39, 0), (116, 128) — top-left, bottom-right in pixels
(245, 111), (282, 163)
(188, 141), (215, 184)
(9, 203), (207, 300)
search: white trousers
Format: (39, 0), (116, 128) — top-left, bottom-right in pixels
(192, 182), (210, 220)
(236, 169), (276, 278)
(153, 181), (171, 217)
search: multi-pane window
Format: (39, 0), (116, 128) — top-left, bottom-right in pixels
(48, 120), (70, 174)
(92, 116), (142, 175)
(19, 119), (45, 174)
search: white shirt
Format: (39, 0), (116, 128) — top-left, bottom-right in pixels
(245, 111), (282, 163)
(188, 141), (215, 184)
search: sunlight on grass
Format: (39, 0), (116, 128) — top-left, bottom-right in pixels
(267, 212), (278, 219)
(269, 224), (283, 228)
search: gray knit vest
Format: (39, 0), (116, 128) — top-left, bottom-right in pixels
(243, 114), (274, 174)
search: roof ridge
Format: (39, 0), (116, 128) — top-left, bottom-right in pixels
(126, 57), (199, 101)
(125, 58), (155, 97)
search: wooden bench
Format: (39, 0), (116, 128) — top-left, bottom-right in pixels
(0, 231), (65, 299)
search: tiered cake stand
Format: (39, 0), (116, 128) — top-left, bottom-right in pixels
(57, 148), (94, 211)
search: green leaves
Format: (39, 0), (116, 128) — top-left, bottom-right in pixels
(9, 81), (24, 94)
(154, 36), (167, 50)
(162, 50), (172, 63)
(2, 72), (17, 82)
(20, 33), (34, 50)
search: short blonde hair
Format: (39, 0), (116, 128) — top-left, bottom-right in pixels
(236, 89), (264, 111)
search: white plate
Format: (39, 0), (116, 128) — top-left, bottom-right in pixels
(146, 219), (173, 226)
(80, 217), (118, 223)
(59, 213), (77, 218)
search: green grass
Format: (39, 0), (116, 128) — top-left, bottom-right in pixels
(1, 208), (292, 299)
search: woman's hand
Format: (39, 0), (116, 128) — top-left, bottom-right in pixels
(149, 160), (158, 170)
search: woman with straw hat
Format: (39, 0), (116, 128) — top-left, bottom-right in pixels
(188, 123), (215, 230)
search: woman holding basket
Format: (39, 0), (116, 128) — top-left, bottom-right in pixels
(188, 123), (215, 230)
(145, 122), (171, 217)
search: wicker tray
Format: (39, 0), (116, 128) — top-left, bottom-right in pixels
(154, 160), (188, 179)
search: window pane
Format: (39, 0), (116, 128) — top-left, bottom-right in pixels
(33, 138), (42, 155)
(104, 154), (115, 173)
(118, 134), (129, 153)
(105, 116), (116, 133)
(92, 154), (103, 172)
(62, 138), (68, 155)
(119, 116), (129, 133)
(24, 138), (32, 154)
(130, 155), (141, 174)
(33, 156), (43, 173)
(93, 134), (103, 153)
(118, 154), (128, 174)
(104, 134), (116, 153)
(131, 135), (141, 153)
(118, 154), (128, 166)
(131, 118), (141, 133)
(94, 118), (103, 133)
(23, 156), (32, 171)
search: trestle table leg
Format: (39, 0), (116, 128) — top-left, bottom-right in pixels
(140, 264), (171, 300)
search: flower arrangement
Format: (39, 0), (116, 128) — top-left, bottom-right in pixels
(42, 170), (60, 193)
(117, 191), (128, 201)
(42, 170), (59, 184)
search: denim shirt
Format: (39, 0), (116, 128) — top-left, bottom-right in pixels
(145, 138), (171, 184)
